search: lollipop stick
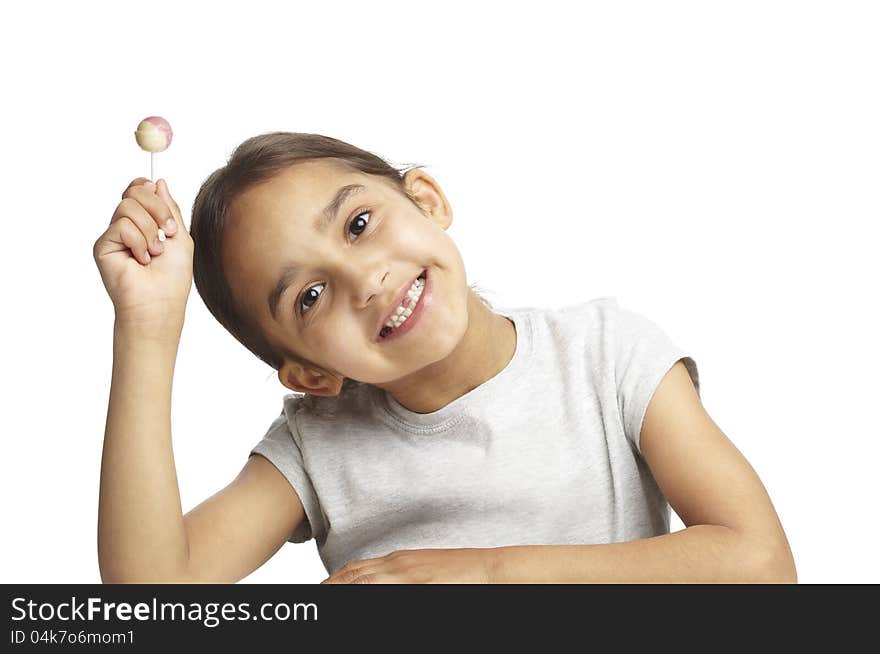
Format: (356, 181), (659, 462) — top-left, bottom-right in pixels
(150, 151), (166, 242)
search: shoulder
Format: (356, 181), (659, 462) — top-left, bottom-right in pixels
(499, 297), (622, 358)
(534, 296), (621, 345)
(494, 297), (618, 333)
(558, 296), (620, 326)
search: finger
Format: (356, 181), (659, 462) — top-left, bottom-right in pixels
(122, 177), (155, 198)
(155, 179), (185, 235)
(121, 181), (173, 242)
(113, 216), (153, 265)
(120, 185), (175, 233)
(118, 187), (175, 246)
(335, 564), (381, 584)
(351, 573), (376, 584)
(320, 561), (359, 584)
(110, 198), (164, 257)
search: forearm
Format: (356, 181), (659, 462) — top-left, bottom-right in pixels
(489, 525), (795, 583)
(97, 320), (189, 583)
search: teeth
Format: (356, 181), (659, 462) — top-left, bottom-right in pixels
(382, 276), (425, 332)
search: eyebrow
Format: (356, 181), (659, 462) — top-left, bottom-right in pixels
(267, 183), (365, 321)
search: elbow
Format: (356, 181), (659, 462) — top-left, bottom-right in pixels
(99, 562), (126, 585)
(99, 564), (191, 585)
(101, 573), (190, 584)
(100, 571), (118, 585)
(749, 539), (798, 584)
(99, 570), (142, 584)
(98, 546), (192, 584)
(727, 524), (797, 583)
(768, 547), (798, 584)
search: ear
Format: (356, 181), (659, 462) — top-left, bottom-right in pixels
(278, 361), (344, 397)
(402, 168), (453, 230)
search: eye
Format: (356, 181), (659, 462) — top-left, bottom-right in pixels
(299, 283), (324, 315)
(298, 208), (373, 317)
(347, 208), (371, 242)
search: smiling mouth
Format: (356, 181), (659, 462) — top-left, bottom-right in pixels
(378, 270), (427, 339)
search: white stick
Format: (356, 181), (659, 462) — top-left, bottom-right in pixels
(150, 151), (166, 242)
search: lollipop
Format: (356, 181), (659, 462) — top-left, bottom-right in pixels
(134, 116), (173, 240)
(135, 115), (173, 176)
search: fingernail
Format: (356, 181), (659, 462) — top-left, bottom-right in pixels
(165, 219), (177, 234)
(153, 236), (164, 250)
(144, 181), (156, 191)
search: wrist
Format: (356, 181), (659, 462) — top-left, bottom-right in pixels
(113, 313), (184, 347)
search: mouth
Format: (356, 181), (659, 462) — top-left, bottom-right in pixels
(376, 269), (428, 342)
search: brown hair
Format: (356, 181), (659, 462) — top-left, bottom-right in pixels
(190, 131), (492, 374)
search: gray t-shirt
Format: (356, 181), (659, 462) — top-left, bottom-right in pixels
(249, 296), (700, 576)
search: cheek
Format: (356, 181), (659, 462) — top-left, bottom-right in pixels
(311, 320), (365, 361)
(311, 326), (381, 381)
(386, 212), (436, 248)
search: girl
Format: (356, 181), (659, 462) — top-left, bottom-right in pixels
(94, 132), (796, 583)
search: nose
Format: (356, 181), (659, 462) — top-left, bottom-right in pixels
(345, 259), (388, 308)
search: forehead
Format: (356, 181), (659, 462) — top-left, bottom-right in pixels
(230, 158), (362, 221)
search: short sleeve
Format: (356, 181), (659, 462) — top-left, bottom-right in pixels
(249, 402), (324, 544)
(613, 302), (701, 456)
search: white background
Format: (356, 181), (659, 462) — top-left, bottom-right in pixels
(1, 1), (877, 584)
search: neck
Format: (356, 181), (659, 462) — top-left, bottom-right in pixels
(376, 288), (517, 414)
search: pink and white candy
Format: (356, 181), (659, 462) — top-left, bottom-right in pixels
(134, 116), (173, 152)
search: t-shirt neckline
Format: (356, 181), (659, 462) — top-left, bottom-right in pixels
(372, 306), (534, 433)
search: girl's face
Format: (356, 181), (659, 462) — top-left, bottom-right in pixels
(222, 159), (470, 394)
